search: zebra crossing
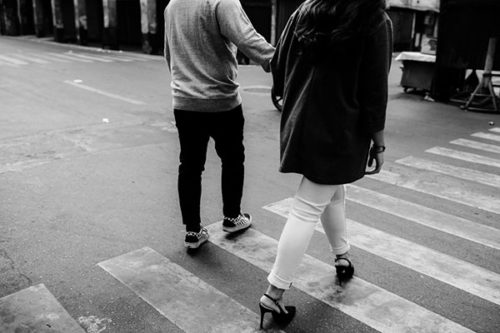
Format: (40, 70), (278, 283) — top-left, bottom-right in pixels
(1, 127), (499, 332)
(0, 50), (156, 67)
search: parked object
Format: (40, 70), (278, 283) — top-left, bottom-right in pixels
(396, 52), (436, 93)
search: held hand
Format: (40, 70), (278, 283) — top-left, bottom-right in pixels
(261, 59), (271, 73)
(365, 145), (385, 175)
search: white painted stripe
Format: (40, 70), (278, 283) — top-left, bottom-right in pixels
(397, 156), (500, 188)
(10, 53), (49, 64)
(84, 54), (135, 62)
(98, 247), (283, 333)
(64, 80), (146, 105)
(119, 52), (159, 61)
(112, 56), (141, 62)
(206, 224), (474, 333)
(0, 159), (51, 174)
(345, 185), (500, 250)
(490, 127), (500, 133)
(113, 54), (149, 62)
(33, 52), (71, 62)
(426, 146), (500, 169)
(65, 52), (113, 63)
(372, 169), (500, 214)
(0, 54), (28, 65)
(48, 52), (93, 63)
(471, 132), (500, 142)
(0, 284), (85, 333)
(0, 59), (18, 67)
(264, 199), (500, 305)
(451, 138), (500, 154)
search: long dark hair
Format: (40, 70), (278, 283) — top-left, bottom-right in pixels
(295, 0), (386, 49)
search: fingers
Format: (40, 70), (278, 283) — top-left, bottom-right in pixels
(365, 153), (384, 175)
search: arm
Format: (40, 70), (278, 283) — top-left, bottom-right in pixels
(217, 0), (274, 71)
(271, 10), (300, 97)
(163, 8), (170, 71)
(362, 14), (392, 174)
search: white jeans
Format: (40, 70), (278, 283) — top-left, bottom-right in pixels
(268, 177), (350, 290)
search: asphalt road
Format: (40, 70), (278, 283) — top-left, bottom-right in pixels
(0, 36), (499, 333)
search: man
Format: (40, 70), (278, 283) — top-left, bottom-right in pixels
(164, 0), (275, 249)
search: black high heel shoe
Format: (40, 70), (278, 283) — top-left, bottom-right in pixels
(335, 256), (354, 284)
(259, 294), (296, 329)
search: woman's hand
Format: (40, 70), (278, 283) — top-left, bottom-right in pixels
(365, 145), (385, 175)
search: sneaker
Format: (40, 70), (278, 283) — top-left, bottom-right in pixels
(184, 227), (209, 249)
(222, 213), (252, 233)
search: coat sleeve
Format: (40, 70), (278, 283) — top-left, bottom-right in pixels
(271, 11), (299, 98)
(359, 13), (393, 134)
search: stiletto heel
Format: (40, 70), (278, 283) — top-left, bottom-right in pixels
(259, 294), (296, 329)
(259, 304), (272, 329)
(335, 256), (354, 284)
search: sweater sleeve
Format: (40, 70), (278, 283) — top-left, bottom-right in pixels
(217, 0), (275, 70)
(163, 8), (170, 71)
(359, 14), (393, 134)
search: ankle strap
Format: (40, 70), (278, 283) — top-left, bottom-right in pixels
(335, 257), (352, 266)
(263, 293), (279, 304)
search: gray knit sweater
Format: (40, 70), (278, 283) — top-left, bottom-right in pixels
(164, 0), (275, 112)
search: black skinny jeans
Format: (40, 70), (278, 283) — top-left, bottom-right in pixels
(174, 105), (245, 232)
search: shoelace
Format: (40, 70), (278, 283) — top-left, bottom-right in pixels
(187, 228), (207, 238)
(225, 215), (247, 225)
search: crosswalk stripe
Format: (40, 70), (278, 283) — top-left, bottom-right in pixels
(450, 138), (500, 154)
(65, 52), (113, 63)
(0, 284), (85, 332)
(345, 185), (500, 250)
(372, 168), (500, 214)
(206, 224), (475, 333)
(0, 55), (28, 65)
(426, 146), (500, 169)
(47, 52), (93, 63)
(10, 53), (49, 64)
(490, 127), (500, 133)
(98, 247), (284, 333)
(263, 199), (500, 306)
(396, 155), (500, 188)
(471, 132), (500, 142)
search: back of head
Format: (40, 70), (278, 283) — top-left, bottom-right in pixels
(294, 0), (386, 61)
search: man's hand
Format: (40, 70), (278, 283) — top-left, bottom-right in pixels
(261, 59), (271, 73)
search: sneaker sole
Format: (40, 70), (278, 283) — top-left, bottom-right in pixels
(222, 223), (252, 233)
(184, 237), (209, 249)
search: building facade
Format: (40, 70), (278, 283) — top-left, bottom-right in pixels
(1, 0), (442, 54)
(0, 0), (278, 54)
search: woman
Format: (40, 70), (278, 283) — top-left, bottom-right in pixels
(259, 0), (392, 328)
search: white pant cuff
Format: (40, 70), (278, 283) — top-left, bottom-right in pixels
(331, 244), (351, 256)
(267, 272), (293, 290)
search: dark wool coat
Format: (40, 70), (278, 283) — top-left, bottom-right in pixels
(272, 7), (392, 185)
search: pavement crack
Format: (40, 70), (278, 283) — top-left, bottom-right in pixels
(0, 249), (32, 295)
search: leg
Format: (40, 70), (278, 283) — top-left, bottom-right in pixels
(267, 177), (340, 290)
(174, 110), (210, 232)
(320, 185), (350, 256)
(261, 177), (339, 324)
(211, 105), (245, 218)
(320, 185), (353, 281)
